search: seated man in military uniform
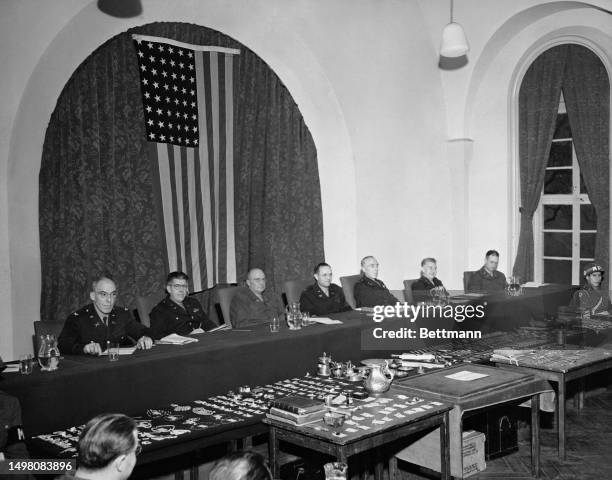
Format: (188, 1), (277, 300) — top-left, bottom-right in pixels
(353, 256), (398, 308)
(230, 268), (284, 328)
(570, 263), (610, 315)
(149, 271), (216, 339)
(58, 275), (153, 355)
(412, 257), (448, 303)
(467, 250), (507, 292)
(300, 262), (351, 316)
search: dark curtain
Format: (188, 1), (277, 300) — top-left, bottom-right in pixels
(40, 22), (323, 322)
(562, 45), (610, 282)
(512, 46), (566, 281)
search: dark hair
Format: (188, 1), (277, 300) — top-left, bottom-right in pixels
(209, 451), (272, 480)
(166, 271), (189, 284)
(485, 250), (500, 258)
(91, 274), (116, 292)
(314, 262), (331, 274)
(420, 257), (437, 266)
(77, 413), (137, 470)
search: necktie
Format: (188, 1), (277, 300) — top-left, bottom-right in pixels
(103, 316), (108, 326)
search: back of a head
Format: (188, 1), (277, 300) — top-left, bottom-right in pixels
(78, 413), (136, 471)
(208, 451), (272, 480)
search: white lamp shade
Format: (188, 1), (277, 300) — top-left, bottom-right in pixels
(440, 22), (469, 57)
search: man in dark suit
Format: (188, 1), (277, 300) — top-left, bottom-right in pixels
(467, 250), (507, 292)
(300, 262), (351, 316)
(411, 257), (447, 303)
(353, 256), (398, 308)
(58, 275), (152, 355)
(149, 271), (216, 339)
(230, 268), (284, 328)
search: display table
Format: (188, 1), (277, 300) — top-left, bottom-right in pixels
(494, 345), (612, 459)
(264, 386), (452, 480)
(395, 364), (552, 478)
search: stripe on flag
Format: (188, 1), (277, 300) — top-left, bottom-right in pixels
(133, 35), (239, 290)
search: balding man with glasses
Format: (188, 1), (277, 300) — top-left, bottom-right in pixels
(58, 274), (153, 355)
(149, 271), (216, 339)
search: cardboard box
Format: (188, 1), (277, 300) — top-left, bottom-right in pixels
(396, 429), (486, 478)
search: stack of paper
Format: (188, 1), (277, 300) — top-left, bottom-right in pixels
(157, 334), (198, 345)
(101, 346), (137, 356)
(310, 317), (343, 325)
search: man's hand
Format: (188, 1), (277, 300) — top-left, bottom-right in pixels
(83, 342), (102, 355)
(136, 336), (153, 350)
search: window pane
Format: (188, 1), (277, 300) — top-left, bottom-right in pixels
(544, 205), (572, 230)
(548, 141), (572, 167)
(544, 232), (572, 257)
(544, 169), (572, 194)
(581, 204), (597, 230)
(553, 113), (571, 139)
(580, 233), (596, 259)
(544, 259), (572, 284)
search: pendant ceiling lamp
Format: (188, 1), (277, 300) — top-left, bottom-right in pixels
(97, 0), (142, 18)
(440, 0), (469, 58)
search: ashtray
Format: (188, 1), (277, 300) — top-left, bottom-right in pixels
(323, 412), (345, 428)
(394, 367), (413, 378)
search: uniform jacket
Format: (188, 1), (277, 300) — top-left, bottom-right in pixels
(149, 296), (216, 339)
(467, 266), (507, 293)
(570, 283), (611, 314)
(411, 276), (445, 303)
(58, 304), (149, 354)
(353, 276), (398, 308)
(299, 282), (351, 316)
(229, 288), (284, 328)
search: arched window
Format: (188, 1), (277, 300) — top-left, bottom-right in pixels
(513, 44), (609, 285)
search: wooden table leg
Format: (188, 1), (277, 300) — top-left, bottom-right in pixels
(441, 412), (450, 480)
(558, 377), (566, 460)
(578, 377), (585, 409)
(374, 449), (384, 480)
(531, 394), (540, 478)
(388, 456), (398, 480)
(268, 427), (279, 479)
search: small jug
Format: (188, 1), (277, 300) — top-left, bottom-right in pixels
(38, 334), (60, 371)
(363, 360), (394, 394)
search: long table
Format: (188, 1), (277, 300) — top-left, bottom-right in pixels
(1, 311), (386, 436)
(0, 286), (576, 438)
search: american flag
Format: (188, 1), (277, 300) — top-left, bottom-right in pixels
(132, 34), (239, 291)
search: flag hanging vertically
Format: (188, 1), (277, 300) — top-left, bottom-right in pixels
(132, 34), (239, 291)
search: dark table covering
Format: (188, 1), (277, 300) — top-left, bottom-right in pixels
(0, 286), (576, 438)
(1, 311), (388, 436)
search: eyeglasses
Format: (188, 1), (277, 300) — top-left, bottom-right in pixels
(169, 283), (189, 290)
(95, 291), (118, 299)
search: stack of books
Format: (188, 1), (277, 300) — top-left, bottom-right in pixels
(266, 396), (327, 426)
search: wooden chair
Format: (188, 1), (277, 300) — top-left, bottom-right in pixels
(340, 274), (361, 309)
(283, 279), (313, 306)
(403, 279), (419, 304)
(217, 286), (249, 328)
(33, 320), (65, 356)
(463, 271), (477, 292)
(132, 291), (166, 327)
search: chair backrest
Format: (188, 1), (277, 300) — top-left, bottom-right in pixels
(283, 279), (313, 306)
(463, 271), (476, 292)
(390, 290), (406, 303)
(33, 321), (65, 356)
(402, 279), (419, 304)
(217, 286), (249, 328)
(340, 274), (361, 309)
(132, 291), (167, 327)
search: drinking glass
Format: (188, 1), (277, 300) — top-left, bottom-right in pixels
(269, 316), (280, 333)
(19, 354), (33, 375)
(108, 342), (120, 362)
